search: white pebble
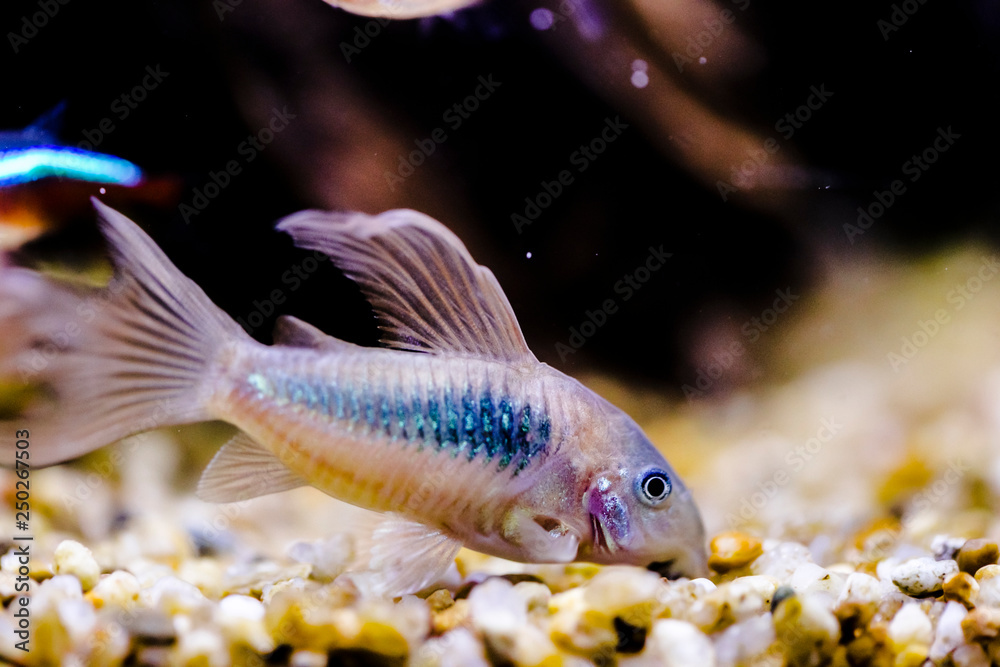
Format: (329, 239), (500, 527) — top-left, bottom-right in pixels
(836, 572), (881, 606)
(287, 536), (353, 582)
(261, 577), (310, 605)
(656, 577), (716, 619)
(88, 570), (140, 608)
(513, 581), (551, 612)
(751, 541), (813, 580)
(888, 602), (933, 650)
(35, 574), (83, 603)
(690, 576), (776, 630)
(469, 578), (526, 635)
(0, 548), (24, 574)
(931, 535), (966, 560)
(891, 557), (959, 596)
(584, 566), (662, 615)
(56, 597), (97, 644)
(469, 580), (559, 664)
(976, 571), (1000, 607)
(0, 569), (32, 600)
(637, 619), (716, 667)
(929, 601), (968, 661)
(142, 575), (209, 616)
(290, 650), (329, 667)
(53, 540), (101, 592)
(790, 563), (845, 598)
(217, 594), (274, 653)
(713, 614), (775, 666)
(174, 626), (228, 666)
(414, 627), (489, 667)
(798, 594), (841, 640)
(952, 643), (991, 667)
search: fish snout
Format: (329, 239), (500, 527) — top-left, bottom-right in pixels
(646, 495), (709, 579)
(647, 541), (710, 580)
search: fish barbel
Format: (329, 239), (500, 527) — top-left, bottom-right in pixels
(0, 200), (706, 595)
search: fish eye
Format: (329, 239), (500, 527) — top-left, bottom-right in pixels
(637, 469), (671, 505)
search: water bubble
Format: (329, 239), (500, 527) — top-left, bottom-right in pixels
(526, 251), (533, 259)
(631, 71), (649, 88)
(529, 8), (554, 30)
(698, 56), (707, 64)
(631, 59), (648, 72)
(99, 187), (106, 194)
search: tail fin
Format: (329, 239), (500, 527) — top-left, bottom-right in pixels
(0, 199), (248, 466)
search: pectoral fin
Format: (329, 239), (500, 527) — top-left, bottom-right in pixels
(197, 431), (308, 502)
(501, 509), (581, 563)
(344, 512), (462, 597)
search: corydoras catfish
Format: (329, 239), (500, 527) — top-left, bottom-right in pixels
(0, 200), (707, 595)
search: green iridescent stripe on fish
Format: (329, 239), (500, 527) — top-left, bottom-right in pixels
(245, 372), (552, 471)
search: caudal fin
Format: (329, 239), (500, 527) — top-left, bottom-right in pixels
(0, 199), (248, 466)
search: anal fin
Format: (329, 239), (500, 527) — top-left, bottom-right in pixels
(197, 431), (308, 502)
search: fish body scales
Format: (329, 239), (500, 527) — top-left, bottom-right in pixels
(216, 344), (563, 526)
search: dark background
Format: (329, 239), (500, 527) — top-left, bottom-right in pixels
(2, 0), (998, 397)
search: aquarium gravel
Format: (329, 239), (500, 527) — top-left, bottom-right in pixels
(3, 247), (1000, 666)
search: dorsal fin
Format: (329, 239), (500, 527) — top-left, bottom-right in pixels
(272, 314), (364, 353)
(276, 209), (536, 364)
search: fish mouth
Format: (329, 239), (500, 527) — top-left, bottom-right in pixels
(589, 513), (618, 555)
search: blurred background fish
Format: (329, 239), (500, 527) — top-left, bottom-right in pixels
(0, 101), (182, 256)
(0, 103), (144, 251)
(0, 103), (142, 188)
